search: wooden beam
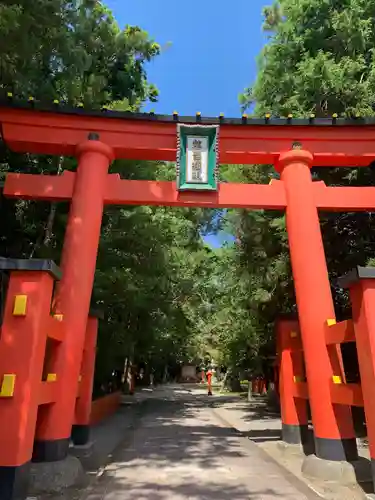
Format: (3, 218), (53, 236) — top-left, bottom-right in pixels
(325, 320), (355, 345)
(330, 382), (363, 407)
(46, 316), (65, 342)
(314, 184), (375, 212)
(38, 381), (57, 405)
(6, 172), (375, 212)
(4, 173), (288, 209)
(2, 106), (375, 166)
(292, 382), (309, 400)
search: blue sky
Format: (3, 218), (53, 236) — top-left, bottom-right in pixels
(104, 0), (269, 245)
(105, 0), (269, 117)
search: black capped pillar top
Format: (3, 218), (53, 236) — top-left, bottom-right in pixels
(338, 266), (375, 290)
(0, 258), (61, 280)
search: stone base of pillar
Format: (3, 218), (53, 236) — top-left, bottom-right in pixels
(29, 455), (84, 494)
(71, 424), (90, 446)
(314, 436), (358, 462)
(0, 462), (30, 500)
(70, 440), (95, 469)
(33, 438), (70, 462)
(302, 454), (371, 485)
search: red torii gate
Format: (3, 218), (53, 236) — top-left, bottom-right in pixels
(2, 99), (375, 497)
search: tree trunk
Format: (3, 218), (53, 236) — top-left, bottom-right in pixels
(29, 155), (64, 257)
(221, 369), (242, 392)
(43, 156), (64, 247)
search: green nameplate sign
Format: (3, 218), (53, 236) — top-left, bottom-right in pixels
(176, 124), (219, 191)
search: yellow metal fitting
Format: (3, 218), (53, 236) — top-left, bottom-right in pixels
(0, 374), (16, 397)
(326, 318), (336, 326)
(47, 373), (57, 382)
(332, 375), (342, 384)
(13, 295), (27, 316)
(53, 313), (63, 322)
(290, 331), (298, 338)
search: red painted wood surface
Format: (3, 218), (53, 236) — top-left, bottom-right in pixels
(279, 149), (355, 442)
(5, 172), (375, 212)
(325, 320), (355, 345)
(0, 271), (55, 466)
(74, 317), (98, 427)
(4, 173), (287, 209)
(2, 106), (375, 166)
(329, 382), (363, 407)
(276, 319), (308, 428)
(36, 141), (113, 444)
(349, 280), (375, 460)
(89, 392), (121, 426)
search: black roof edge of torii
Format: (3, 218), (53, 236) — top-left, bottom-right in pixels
(1, 96), (375, 127)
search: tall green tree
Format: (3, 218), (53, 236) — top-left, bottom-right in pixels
(235, 0), (375, 342)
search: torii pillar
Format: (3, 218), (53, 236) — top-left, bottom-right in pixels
(276, 149), (357, 462)
(33, 136), (114, 461)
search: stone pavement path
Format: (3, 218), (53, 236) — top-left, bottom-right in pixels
(82, 385), (320, 500)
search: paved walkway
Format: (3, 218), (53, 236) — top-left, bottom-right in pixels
(83, 385), (319, 500)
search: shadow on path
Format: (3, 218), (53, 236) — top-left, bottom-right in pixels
(82, 395), (318, 500)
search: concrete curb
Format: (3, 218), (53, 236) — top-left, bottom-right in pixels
(75, 399), (151, 500)
(302, 454), (372, 485)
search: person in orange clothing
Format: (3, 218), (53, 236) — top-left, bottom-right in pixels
(206, 367), (213, 396)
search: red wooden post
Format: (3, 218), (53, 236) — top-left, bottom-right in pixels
(277, 149), (357, 461)
(0, 260), (60, 500)
(339, 267), (375, 487)
(33, 137), (114, 462)
(276, 317), (308, 445)
(71, 312), (100, 446)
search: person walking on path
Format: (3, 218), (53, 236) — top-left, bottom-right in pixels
(207, 367), (213, 396)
